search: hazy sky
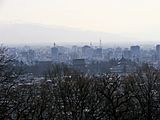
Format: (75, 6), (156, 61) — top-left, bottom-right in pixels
(0, 0), (160, 43)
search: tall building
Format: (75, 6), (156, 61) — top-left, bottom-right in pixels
(123, 48), (131, 59)
(130, 45), (140, 62)
(156, 44), (160, 60)
(82, 45), (94, 60)
(93, 39), (103, 59)
(70, 45), (80, 60)
(51, 43), (58, 62)
(94, 48), (102, 59)
(115, 47), (122, 59)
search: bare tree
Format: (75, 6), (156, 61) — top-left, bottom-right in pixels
(0, 46), (21, 119)
(126, 65), (160, 120)
(96, 74), (133, 120)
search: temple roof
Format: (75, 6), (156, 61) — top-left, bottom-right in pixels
(118, 56), (128, 65)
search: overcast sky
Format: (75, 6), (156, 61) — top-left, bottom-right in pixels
(0, 0), (160, 44)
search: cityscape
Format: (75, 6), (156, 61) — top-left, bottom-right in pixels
(7, 42), (160, 73)
(1, 0), (160, 119)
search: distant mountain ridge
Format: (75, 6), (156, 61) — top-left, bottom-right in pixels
(0, 23), (134, 47)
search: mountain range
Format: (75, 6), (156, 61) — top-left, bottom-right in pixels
(0, 23), (147, 47)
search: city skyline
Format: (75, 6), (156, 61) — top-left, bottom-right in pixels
(1, 1), (160, 119)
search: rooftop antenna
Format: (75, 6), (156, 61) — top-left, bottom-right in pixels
(99, 38), (102, 48)
(54, 42), (56, 47)
(90, 42), (92, 47)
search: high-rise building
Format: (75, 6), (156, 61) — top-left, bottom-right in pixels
(94, 48), (102, 59)
(51, 43), (58, 62)
(123, 48), (131, 59)
(156, 45), (160, 52)
(130, 45), (140, 62)
(156, 44), (160, 60)
(93, 39), (103, 59)
(115, 47), (122, 59)
(82, 45), (94, 59)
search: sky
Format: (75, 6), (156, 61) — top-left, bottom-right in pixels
(0, 0), (160, 44)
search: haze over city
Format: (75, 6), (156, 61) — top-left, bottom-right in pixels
(0, 0), (160, 46)
(2, 1), (160, 120)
